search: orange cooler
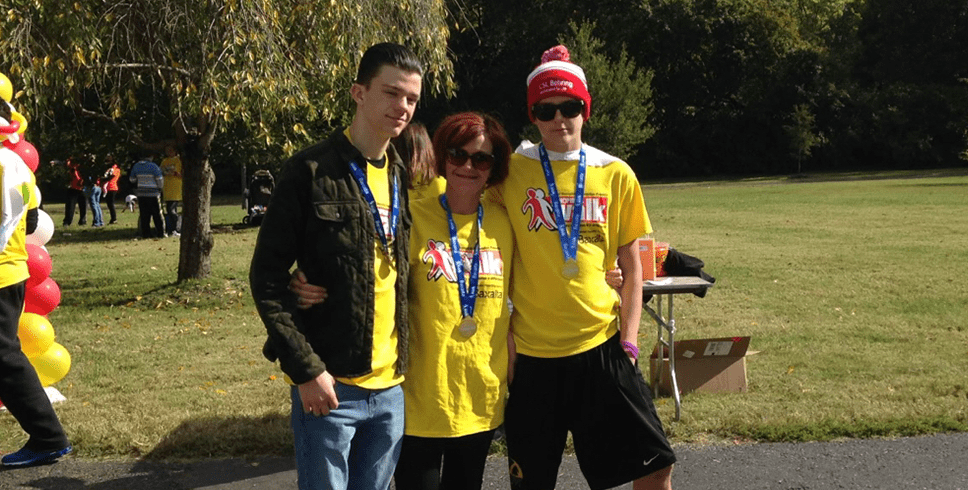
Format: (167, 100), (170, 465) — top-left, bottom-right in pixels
(639, 237), (657, 280)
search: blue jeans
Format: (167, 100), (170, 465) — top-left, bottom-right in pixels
(87, 186), (103, 226)
(290, 382), (404, 490)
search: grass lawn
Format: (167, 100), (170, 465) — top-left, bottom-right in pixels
(2, 170), (967, 461)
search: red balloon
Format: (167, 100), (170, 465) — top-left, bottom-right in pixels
(5, 139), (40, 173)
(25, 277), (61, 316)
(25, 243), (52, 288)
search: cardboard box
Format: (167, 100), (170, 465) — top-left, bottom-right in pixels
(649, 337), (752, 396)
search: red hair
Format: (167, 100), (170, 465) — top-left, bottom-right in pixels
(432, 112), (511, 187)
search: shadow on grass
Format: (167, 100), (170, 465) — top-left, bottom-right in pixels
(144, 414), (292, 460)
(52, 222), (255, 245)
(890, 182), (968, 188)
(54, 223), (145, 244)
(644, 167), (968, 189)
(57, 265), (252, 309)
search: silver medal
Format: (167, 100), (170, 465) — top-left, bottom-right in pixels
(458, 316), (477, 337)
(562, 259), (580, 279)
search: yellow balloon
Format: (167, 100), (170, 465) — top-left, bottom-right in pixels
(10, 111), (27, 134)
(0, 73), (12, 102)
(18, 312), (55, 357)
(28, 342), (72, 387)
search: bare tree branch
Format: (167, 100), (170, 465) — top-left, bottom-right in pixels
(97, 63), (192, 78)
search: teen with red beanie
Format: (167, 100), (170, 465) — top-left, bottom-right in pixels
(493, 45), (676, 490)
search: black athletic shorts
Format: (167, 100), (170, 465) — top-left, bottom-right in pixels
(505, 334), (676, 490)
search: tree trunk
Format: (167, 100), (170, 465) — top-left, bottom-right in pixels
(177, 134), (215, 281)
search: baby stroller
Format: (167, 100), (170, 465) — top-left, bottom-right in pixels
(242, 169), (274, 226)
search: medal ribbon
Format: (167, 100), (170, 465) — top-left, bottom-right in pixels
(440, 194), (483, 320)
(538, 144), (586, 265)
(348, 160), (399, 258)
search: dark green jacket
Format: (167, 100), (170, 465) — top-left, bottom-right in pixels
(249, 129), (411, 384)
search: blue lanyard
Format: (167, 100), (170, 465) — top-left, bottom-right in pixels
(348, 160), (399, 258)
(538, 144), (586, 264)
(439, 194), (483, 320)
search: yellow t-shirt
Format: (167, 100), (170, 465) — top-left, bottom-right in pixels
(410, 176), (446, 203)
(160, 155), (183, 201)
(404, 197), (513, 437)
(493, 141), (649, 358)
(0, 161), (37, 288)
(338, 157), (403, 390)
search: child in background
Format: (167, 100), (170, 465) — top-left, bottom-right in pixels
(83, 175), (104, 227)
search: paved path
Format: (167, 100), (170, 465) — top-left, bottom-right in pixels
(1, 432), (966, 489)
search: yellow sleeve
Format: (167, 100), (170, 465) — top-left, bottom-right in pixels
(617, 165), (650, 244)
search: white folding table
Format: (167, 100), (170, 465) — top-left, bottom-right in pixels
(642, 276), (714, 421)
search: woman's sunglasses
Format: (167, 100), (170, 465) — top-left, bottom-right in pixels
(446, 147), (495, 171)
(531, 99), (585, 122)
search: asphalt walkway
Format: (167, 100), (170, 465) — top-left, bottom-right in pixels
(1, 432), (966, 489)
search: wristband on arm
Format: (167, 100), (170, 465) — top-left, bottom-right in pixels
(620, 340), (639, 359)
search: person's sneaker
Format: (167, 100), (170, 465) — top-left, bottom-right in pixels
(1, 445), (72, 467)
(171, 231), (180, 237)
(77, 221), (86, 226)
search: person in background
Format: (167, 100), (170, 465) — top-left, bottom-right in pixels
(496, 45), (676, 490)
(102, 154), (121, 224)
(128, 153), (165, 239)
(393, 121), (444, 201)
(0, 124), (72, 467)
(249, 42), (423, 490)
(83, 173), (104, 228)
(61, 156), (87, 226)
(160, 145), (182, 237)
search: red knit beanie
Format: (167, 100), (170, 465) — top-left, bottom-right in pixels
(526, 45), (591, 122)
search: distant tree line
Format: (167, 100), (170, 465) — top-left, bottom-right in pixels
(15, 0), (968, 197)
(424, 0), (968, 179)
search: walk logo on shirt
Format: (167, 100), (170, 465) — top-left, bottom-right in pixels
(421, 239), (504, 283)
(520, 188), (608, 232)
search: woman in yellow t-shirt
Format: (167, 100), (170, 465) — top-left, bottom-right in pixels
(290, 112), (513, 490)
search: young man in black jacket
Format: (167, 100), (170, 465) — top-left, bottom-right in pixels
(249, 43), (422, 490)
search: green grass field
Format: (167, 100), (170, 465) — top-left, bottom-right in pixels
(2, 171), (967, 461)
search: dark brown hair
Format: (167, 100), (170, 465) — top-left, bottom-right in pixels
(392, 122), (436, 189)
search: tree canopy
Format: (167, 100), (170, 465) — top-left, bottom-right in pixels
(3, 0), (966, 210)
(1, 0), (453, 280)
(3, 0), (452, 152)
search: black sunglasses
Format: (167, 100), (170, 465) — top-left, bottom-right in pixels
(446, 147), (495, 170)
(531, 99), (585, 122)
